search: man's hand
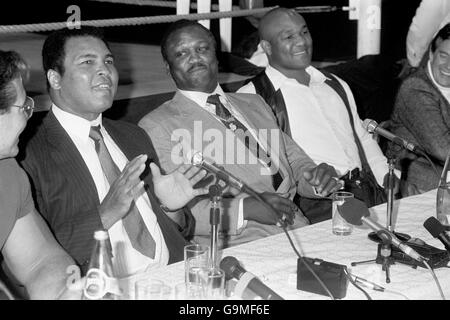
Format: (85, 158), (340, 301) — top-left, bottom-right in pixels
(151, 163), (209, 211)
(243, 192), (299, 225)
(99, 154), (148, 229)
(303, 163), (343, 197)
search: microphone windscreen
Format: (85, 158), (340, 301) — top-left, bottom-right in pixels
(339, 198), (370, 226)
(220, 256), (240, 280)
(363, 119), (377, 133)
(188, 150), (203, 166)
(424, 217), (446, 238)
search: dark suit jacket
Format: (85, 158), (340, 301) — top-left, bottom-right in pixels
(20, 110), (191, 270)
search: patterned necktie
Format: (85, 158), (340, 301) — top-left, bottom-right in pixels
(89, 125), (156, 258)
(207, 94), (283, 190)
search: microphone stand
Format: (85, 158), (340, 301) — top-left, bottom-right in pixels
(209, 183), (224, 269)
(351, 155), (410, 283)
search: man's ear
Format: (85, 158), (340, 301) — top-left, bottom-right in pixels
(164, 61), (171, 75)
(47, 69), (61, 90)
(260, 40), (272, 56)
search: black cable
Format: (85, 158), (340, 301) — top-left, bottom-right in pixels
(243, 186), (336, 300)
(343, 269), (372, 300)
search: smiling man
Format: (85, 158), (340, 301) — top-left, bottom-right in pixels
(238, 8), (397, 221)
(139, 20), (343, 248)
(19, 27), (208, 277)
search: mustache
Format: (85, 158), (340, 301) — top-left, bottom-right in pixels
(188, 62), (207, 72)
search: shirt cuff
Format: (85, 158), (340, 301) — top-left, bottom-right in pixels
(237, 196), (248, 231)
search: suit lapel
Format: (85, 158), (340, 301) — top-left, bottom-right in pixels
(44, 111), (100, 206)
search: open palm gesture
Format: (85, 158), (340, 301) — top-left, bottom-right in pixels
(151, 163), (209, 211)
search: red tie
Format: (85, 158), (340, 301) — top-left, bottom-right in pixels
(89, 125), (156, 258)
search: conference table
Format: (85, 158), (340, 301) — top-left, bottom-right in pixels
(119, 189), (450, 300)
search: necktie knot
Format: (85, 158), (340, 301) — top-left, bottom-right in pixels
(89, 125), (103, 141)
(89, 125), (104, 153)
(207, 94), (231, 119)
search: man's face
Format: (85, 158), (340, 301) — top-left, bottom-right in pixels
(165, 26), (219, 93)
(265, 13), (313, 74)
(431, 39), (450, 87)
(53, 36), (118, 120)
(0, 77), (28, 159)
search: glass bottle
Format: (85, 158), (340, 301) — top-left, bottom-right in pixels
(436, 150), (450, 227)
(83, 230), (120, 300)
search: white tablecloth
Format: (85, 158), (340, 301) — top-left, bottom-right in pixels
(120, 189), (450, 300)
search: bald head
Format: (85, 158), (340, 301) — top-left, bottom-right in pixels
(259, 8), (305, 41)
(258, 7), (313, 81)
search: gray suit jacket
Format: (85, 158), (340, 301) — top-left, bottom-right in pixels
(139, 91), (315, 247)
(390, 66), (450, 192)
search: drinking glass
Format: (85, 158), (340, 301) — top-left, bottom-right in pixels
(332, 191), (354, 236)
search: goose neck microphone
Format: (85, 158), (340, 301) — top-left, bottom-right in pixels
(363, 119), (424, 155)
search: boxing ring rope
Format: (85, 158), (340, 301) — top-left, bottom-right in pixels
(0, 0), (379, 57)
(0, 6), (278, 33)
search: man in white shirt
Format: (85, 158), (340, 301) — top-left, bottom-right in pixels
(138, 20), (343, 248)
(238, 8), (398, 220)
(20, 27), (208, 277)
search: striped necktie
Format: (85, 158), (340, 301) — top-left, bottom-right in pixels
(207, 94), (283, 190)
(89, 125), (156, 258)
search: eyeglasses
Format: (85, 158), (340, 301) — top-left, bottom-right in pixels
(11, 96), (34, 119)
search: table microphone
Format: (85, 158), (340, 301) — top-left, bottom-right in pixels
(424, 217), (450, 252)
(220, 256), (284, 300)
(363, 119), (424, 155)
(188, 150), (246, 191)
(339, 198), (425, 262)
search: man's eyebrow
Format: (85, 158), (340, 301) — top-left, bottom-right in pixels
(75, 53), (115, 59)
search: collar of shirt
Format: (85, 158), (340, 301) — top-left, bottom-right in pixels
(265, 64), (328, 90)
(178, 84), (227, 113)
(51, 103), (102, 142)
(427, 60), (450, 104)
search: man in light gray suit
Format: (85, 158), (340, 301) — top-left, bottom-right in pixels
(139, 20), (343, 248)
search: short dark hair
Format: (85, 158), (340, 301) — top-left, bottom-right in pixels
(42, 26), (110, 90)
(431, 23), (450, 53)
(0, 50), (27, 112)
(160, 19), (216, 62)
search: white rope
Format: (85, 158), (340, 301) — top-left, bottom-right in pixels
(90, 0), (339, 14)
(90, 0), (241, 11)
(0, 6), (277, 34)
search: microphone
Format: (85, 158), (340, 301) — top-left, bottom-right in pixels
(424, 217), (450, 252)
(363, 119), (424, 154)
(220, 256), (284, 300)
(189, 151), (247, 191)
(339, 198), (425, 262)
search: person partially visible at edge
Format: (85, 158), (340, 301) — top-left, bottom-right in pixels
(138, 19), (343, 249)
(19, 27), (208, 278)
(0, 50), (80, 299)
(390, 23), (450, 193)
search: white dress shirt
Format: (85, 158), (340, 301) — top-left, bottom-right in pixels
(238, 65), (392, 186)
(179, 85), (278, 230)
(52, 104), (169, 277)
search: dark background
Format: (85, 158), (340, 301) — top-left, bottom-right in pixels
(2, 0), (421, 61)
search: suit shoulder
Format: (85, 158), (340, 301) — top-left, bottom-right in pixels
(140, 99), (174, 120)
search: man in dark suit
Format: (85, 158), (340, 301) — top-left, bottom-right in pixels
(20, 27), (207, 277)
(139, 20), (343, 248)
